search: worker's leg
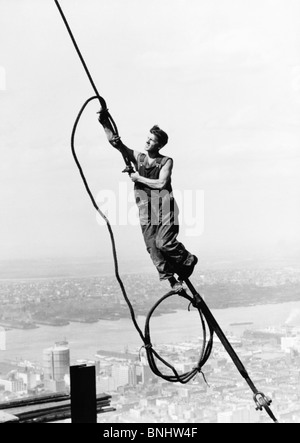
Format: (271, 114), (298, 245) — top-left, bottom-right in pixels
(155, 195), (198, 280)
(141, 223), (176, 281)
(138, 199), (175, 281)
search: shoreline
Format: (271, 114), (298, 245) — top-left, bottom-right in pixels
(2, 299), (300, 365)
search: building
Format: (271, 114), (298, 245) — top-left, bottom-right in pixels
(43, 342), (70, 393)
(17, 371), (40, 392)
(112, 365), (130, 389)
(0, 377), (25, 394)
(0, 369), (27, 394)
(135, 363), (152, 385)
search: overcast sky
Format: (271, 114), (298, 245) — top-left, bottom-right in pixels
(0, 0), (300, 266)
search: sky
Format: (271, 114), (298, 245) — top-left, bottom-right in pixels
(0, 0), (300, 267)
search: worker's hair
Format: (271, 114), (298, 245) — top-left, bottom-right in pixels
(150, 125), (169, 148)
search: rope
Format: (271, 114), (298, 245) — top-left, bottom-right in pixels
(71, 96), (145, 346)
(54, 0), (279, 420)
(54, 0), (213, 384)
(71, 96), (214, 384)
(144, 290), (214, 384)
(54, 0), (119, 139)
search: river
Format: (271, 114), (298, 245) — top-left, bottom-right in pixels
(1, 300), (300, 365)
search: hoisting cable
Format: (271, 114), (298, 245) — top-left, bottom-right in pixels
(54, 0), (133, 174)
(71, 95), (214, 385)
(54, 0), (278, 423)
(55, 0), (213, 386)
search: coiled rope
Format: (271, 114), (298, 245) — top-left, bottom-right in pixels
(71, 95), (214, 384)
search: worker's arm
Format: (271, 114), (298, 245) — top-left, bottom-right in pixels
(130, 159), (173, 190)
(98, 109), (139, 165)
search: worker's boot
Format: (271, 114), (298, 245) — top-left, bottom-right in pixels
(169, 277), (184, 294)
(178, 255), (198, 281)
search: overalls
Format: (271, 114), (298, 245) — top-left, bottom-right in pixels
(134, 153), (196, 281)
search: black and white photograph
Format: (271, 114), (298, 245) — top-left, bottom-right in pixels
(0, 0), (300, 426)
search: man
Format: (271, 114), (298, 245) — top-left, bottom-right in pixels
(98, 110), (198, 293)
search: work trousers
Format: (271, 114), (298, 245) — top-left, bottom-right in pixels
(136, 190), (195, 281)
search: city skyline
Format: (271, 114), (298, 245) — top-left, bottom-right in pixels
(1, 319), (300, 424)
(0, 267), (300, 423)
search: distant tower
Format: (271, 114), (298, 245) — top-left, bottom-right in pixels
(135, 362), (152, 385)
(43, 342), (70, 392)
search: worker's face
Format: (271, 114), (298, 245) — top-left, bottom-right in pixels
(145, 133), (160, 153)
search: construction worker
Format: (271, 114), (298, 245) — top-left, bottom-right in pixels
(98, 110), (198, 292)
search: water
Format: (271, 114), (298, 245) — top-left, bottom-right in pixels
(2, 300), (300, 365)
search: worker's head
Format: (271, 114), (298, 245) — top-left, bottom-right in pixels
(146, 125), (169, 153)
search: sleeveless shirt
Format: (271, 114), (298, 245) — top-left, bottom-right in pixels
(134, 153), (173, 198)
(134, 153), (177, 225)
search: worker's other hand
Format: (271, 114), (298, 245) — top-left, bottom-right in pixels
(130, 172), (140, 183)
